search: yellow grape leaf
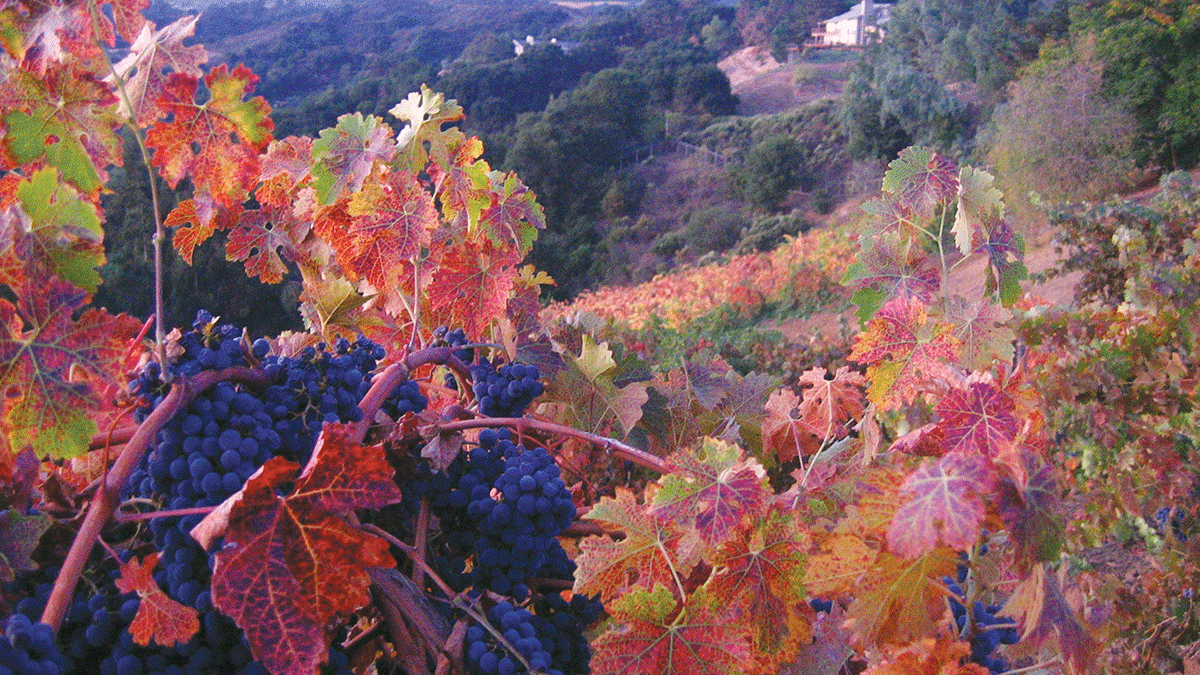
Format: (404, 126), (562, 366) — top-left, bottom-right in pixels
(847, 549), (957, 647)
(805, 533), (876, 597)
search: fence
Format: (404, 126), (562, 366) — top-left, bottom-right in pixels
(619, 140), (729, 168)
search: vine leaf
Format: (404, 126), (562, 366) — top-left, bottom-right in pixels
(706, 509), (811, 666)
(429, 136), (490, 231)
(0, 277), (140, 459)
(843, 234), (940, 322)
(650, 438), (770, 550)
(390, 84), (465, 172)
(13, 167), (105, 291)
(880, 146), (958, 220)
(427, 238), (522, 338)
(311, 112), (395, 205)
(953, 166), (1004, 256)
(479, 171), (544, 253)
(804, 533), (877, 597)
(210, 424), (401, 675)
(164, 194), (240, 264)
(861, 636), (990, 675)
(944, 296), (1013, 371)
(934, 379), (1018, 458)
(336, 171), (438, 288)
(115, 553), (200, 648)
(591, 585), (751, 675)
(548, 335), (648, 438)
(997, 450), (1062, 569)
(574, 487), (696, 602)
(1001, 565), (1099, 675)
(887, 454), (994, 558)
(226, 200), (312, 284)
(795, 366), (866, 442)
(0, 509), (51, 583)
(108, 16), (207, 126)
(1, 63), (121, 194)
(146, 64), (273, 207)
(95, 0), (149, 47)
(847, 549), (957, 647)
(849, 297), (961, 410)
(975, 217), (1027, 306)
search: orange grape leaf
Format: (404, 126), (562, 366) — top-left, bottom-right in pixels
(426, 238), (521, 338)
(0, 277), (140, 459)
(795, 366), (867, 441)
(145, 64), (273, 207)
(108, 16), (207, 126)
(1001, 565), (1099, 675)
(114, 552), (200, 648)
(0, 508), (51, 583)
(226, 201), (312, 283)
(479, 171), (544, 253)
(880, 146), (958, 220)
(847, 549), (957, 647)
(312, 112), (395, 204)
(164, 195), (240, 264)
(650, 438), (771, 550)
(887, 454), (994, 558)
(848, 467), (910, 538)
(762, 388), (819, 462)
(862, 636), (990, 675)
(0, 63), (122, 194)
(805, 533), (876, 597)
(934, 378), (1018, 458)
(707, 508), (811, 665)
(592, 585), (751, 675)
(336, 170), (438, 288)
(575, 487), (697, 602)
(849, 297), (960, 410)
(390, 85), (465, 172)
(210, 424), (401, 675)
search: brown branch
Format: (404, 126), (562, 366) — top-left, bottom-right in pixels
(41, 367), (271, 632)
(90, 425), (138, 450)
(350, 346), (469, 444)
(113, 505), (218, 522)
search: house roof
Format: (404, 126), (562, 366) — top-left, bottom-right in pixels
(826, 3), (892, 23)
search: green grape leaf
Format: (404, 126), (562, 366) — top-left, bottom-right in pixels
(975, 217), (1027, 306)
(954, 166), (1004, 256)
(311, 112), (395, 205)
(14, 168), (105, 291)
(881, 146), (958, 220)
(997, 450), (1063, 569)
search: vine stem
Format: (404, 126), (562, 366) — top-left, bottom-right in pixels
(348, 346), (469, 443)
(40, 368), (270, 632)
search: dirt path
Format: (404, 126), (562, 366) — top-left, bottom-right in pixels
(718, 47), (849, 116)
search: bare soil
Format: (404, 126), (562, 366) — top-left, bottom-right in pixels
(718, 46), (852, 116)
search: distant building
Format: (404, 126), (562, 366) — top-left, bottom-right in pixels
(811, 0), (892, 46)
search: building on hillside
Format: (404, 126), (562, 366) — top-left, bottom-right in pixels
(810, 0), (892, 46)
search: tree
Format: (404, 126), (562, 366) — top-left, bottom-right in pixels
(737, 134), (806, 212)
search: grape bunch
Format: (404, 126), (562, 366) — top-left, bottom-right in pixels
(945, 578), (1020, 674)
(465, 595), (599, 675)
(1155, 506), (1189, 542)
(0, 614), (70, 675)
(381, 379), (428, 422)
(433, 326), (473, 390)
(471, 360), (545, 418)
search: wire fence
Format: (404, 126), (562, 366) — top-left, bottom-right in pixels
(620, 140), (729, 168)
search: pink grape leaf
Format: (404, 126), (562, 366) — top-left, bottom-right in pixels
(880, 146), (958, 220)
(996, 449), (1062, 569)
(935, 378), (1018, 458)
(847, 549), (957, 647)
(95, 0), (148, 46)
(145, 65), (273, 208)
(211, 424), (401, 675)
(427, 238), (522, 339)
(0, 277), (141, 458)
(479, 171), (544, 254)
(1, 63), (122, 194)
(0, 509), (51, 583)
(115, 553), (200, 647)
(574, 487), (698, 602)
(843, 233), (940, 321)
(108, 16), (207, 126)
(650, 438), (771, 550)
(225, 201), (312, 284)
(888, 423), (946, 457)
(944, 296), (1014, 371)
(762, 388), (819, 462)
(795, 366), (867, 441)
(4, 0), (105, 75)
(706, 508), (811, 664)
(887, 454), (995, 558)
(389, 85), (465, 172)
(592, 585), (751, 675)
(849, 297), (961, 410)
(311, 112), (395, 204)
(258, 136), (313, 198)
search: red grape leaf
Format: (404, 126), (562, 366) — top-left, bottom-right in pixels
(95, 0), (148, 46)
(847, 549), (957, 647)
(226, 200), (312, 283)
(849, 297), (961, 410)
(575, 487), (698, 602)
(165, 194), (240, 264)
(887, 454), (995, 558)
(650, 438), (771, 550)
(479, 171), (544, 253)
(13, 167), (105, 291)
(389, 85), (465, 172)
(880, 146), (958, 221)
(592, 585), (751, 675)
(145, 64), (272, 207)
(934, 378), (1018, 457)
(312, 112), (395, 204)
(996, 449), (1062, 569)
(706, 508), (811, 665)
(0, 277), (140, 459)
(426, 238), (522, 338)
(944, 296), (1014, 371)
(843, 233), (940, 321)
(211, 424), (401, 675)
(0, 62), (121, 194)
(115, 552), (200, 647)
(0, 508), (51, 583)
(888, 423), (946, 457)
(849, 467), (913, 538)
(336, 170), (438, 287)
(795, 366), (866, 441)
(762, 388), (819, 463)
(1000, 565), (1099, 675)
(108, 16), (207, 126)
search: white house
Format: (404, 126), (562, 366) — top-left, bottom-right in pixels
(812, 0), (892, 46)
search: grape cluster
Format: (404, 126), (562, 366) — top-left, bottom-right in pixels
(471, 361), (544, 418)
(1155, 506), (1189, 542)
(433, 326), (473, 390)
(0, 614), (70, 675)
(465, 595), (599, 675)
(945, 578), (1019, 674)
(381, 379), (428, 421)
